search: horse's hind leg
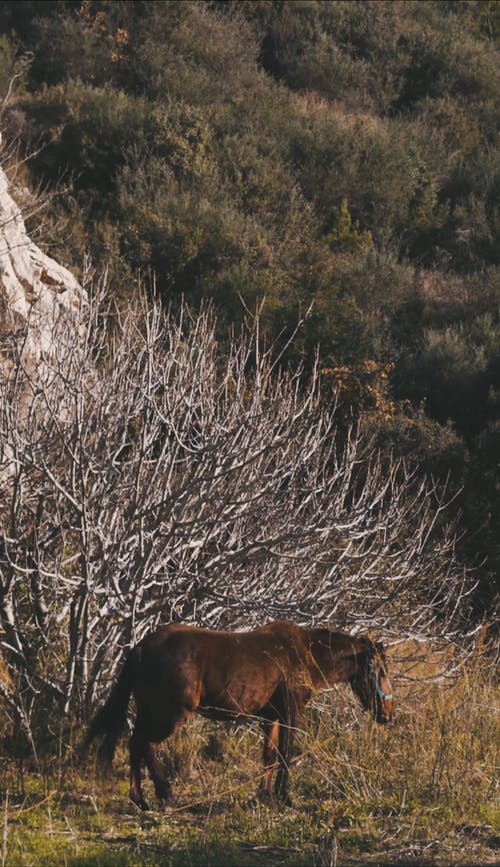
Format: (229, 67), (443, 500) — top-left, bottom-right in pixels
(144, 742), (173, 805)
(132, 708), (192, 809)
(129, 724), (150, 811)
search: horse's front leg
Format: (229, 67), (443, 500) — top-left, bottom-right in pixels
(129, 723), (150, 811)
(257, 719), (280, 800)
(274, 688), (308, 807)
(274, 719), (295, 807)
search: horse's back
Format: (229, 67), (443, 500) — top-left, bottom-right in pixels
(137, 620), (306, 660)
(132, 620), (308, 719)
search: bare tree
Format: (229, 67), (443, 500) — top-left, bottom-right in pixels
(0, 281), (473, 744)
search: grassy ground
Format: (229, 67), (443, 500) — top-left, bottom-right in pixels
(1, 649), (498, 867)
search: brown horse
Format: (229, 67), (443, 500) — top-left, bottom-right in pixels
(84, 620), (393, 810)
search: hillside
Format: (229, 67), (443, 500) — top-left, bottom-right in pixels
(0, 0), (498, 603)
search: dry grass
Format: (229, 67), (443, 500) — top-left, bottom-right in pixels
(0, 650), (498, 866)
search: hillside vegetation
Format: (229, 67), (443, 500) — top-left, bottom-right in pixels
(1, 1), (499, 612)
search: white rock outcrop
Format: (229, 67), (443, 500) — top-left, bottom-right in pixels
(0, 161), (86, 381)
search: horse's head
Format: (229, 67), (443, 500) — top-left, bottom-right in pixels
(349, 640), (393, 724)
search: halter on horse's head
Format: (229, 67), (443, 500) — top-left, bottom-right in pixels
(349, 639), (393, 724)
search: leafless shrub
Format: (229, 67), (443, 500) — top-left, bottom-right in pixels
(0, 280), (474, 746)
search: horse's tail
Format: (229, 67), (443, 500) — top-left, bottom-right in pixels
(82, 649), (137, 768)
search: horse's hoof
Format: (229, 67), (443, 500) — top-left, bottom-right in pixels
(276, 793), (293, 808)
(158, 793), (174, 809)
(250, 789), (272, 807)
(130, 796), (151, 811)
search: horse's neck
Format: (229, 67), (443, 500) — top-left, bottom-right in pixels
(307, 630), (367, 687)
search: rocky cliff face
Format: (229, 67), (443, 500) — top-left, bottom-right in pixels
(0, 160), (86, 384)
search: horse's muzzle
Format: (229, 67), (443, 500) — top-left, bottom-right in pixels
(376, 700), (394, 725)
